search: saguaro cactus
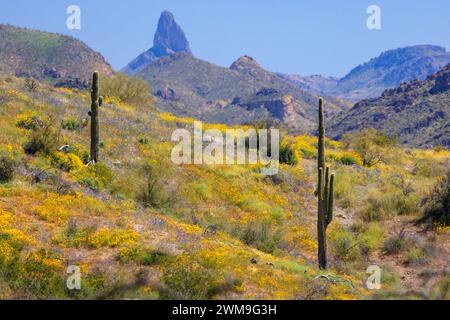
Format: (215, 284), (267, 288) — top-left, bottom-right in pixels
(89, 71), (103, 163)
(317, 98), (335, 269)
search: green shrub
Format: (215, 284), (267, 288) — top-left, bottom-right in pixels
(419, 170), (450, 226)
(343, 129), (396, 167)
(0, 154), (15, 183)
(24, 121), (61, 156)
(137, 162), (176, 209)
(78, 177), (100, 192)
(101, 73), (154, 106)
(405, 247), (428, 266)
(279, 144), (298, 166)
(61, 118), (84, 131)
(330, 229), (360, 262)
(239, 220), (280, 254)
(339, 152), (363, 166)
(16, 115), (43, 130)
(383, 233), (410, 255)
(138, 137), (149, 145)
(357, 222), (384, 254)
(118, 246), (167, 266)
(162, 258), (219, 300)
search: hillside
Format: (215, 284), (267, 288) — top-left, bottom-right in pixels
(0, 74), (449, 299)
(136, 53), (348, 133)
(281, 45), (450, 102)
(0, 24), (113, 84)
(330, 63), (450, 148)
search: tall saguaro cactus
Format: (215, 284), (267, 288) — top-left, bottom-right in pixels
(89, 71), (103, 163)
(317, 98), (335, 269)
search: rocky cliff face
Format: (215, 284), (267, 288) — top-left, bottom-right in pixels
(123, 11), (191, 75)
(233, 89), (301, 125)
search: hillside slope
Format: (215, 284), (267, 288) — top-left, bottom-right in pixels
(330, 63), (450, 148)
(0, 24), (113, 83)
(137, 53), (348, 133)
(0, 75), (449, 299)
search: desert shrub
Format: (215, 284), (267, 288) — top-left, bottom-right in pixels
(279, 144), (298, 165)
(330, 229), (360, 262)
(338, 152), (363, 166)
(357, 222), (384, 254)
(61, 118), (84, 131)
(24, 120), (61, 156)
(419, 170), (450, 226)
(404, 247), (428, 266)
(1, 248), (65, 299)
(162, 257), (220, 300)
(413, 159), (436, 177)
(334, 167), (360, 208)
(89, 162), (114, 187)
(78, 177), (100, 192)
(66, 144), (90, 164)
(0, 154), (15, 183)
(52, 152), (84, 172)
(362, 190), (417, 222)
(24, 77), (39, 92)
(118, 246), (167, 266)
(383, 231), (411, 255)
(16, 115), (43, 130)
(138, 137), (149, 145)
(343, 129), (396, 167)
(239, 220), (280, 254)
(101, 73), (153, 106)
(137, 162), (176, 209)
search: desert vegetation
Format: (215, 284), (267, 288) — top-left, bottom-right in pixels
(0, 74), (448, 300)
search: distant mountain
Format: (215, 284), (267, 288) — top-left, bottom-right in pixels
(123, 11), (192, 75)
(277, 73), (339, 96)
(329, 63), (450, 148)
(0, 24), (113, 83)
(281, 45), (450, 102)
(135, 53), (349, 132)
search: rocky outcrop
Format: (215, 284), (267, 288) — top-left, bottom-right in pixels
(156, 87), (178, 101)
(230, 55), (261, 72)
(123, 11), (191, 75)
(233, 89), (300, 123)
(430, 64), (450, 94)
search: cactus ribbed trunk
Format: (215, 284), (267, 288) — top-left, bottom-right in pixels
(90, 71), (102, 163)
(317, 98), (335, 270)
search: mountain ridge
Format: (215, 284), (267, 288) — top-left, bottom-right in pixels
(0, 24), (113, 83)
(329, 63), (450, 148)
(281, 45), (450, 102)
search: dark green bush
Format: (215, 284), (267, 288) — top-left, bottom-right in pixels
(419, 170), (450, 226)
(279, 144), (298, 166)
(62, 118), (84, 131)
(0, 154), (15, 183)
(24, 121), (61, 156)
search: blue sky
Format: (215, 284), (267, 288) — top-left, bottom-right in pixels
(0, 0), (449, 77)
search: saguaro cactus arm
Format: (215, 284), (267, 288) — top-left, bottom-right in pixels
(327, 174), (335, 226)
